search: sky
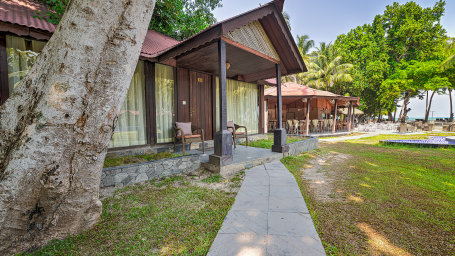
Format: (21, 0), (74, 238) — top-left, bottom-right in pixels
(213, 0), (455, 118)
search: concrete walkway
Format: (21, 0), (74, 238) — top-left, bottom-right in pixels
(207, 161), (326, 256)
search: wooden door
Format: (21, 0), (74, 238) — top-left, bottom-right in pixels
(190, 71), (213, 140)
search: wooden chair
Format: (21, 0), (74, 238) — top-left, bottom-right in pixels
(286, 120), (293, 133)
(227, 121), (248, 149)
(174, 122), (205, 155)
(292, 119), (299, 134)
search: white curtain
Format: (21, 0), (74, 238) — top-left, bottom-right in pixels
(6, 35), (45, 94)
(155, 64), (174, 143)
(109, 61), (146, 148)
(216, 78), (259, 134)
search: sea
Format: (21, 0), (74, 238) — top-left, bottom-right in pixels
(407, 117), (450, 121)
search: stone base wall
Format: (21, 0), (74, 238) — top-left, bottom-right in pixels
(286, 137), (319, 156)
(101, 154), (200, 188)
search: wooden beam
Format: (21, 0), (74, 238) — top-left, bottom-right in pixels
(276, 64), (282, 129)
(144, 61), (156, 145)
(347, 101), (352, 132)
(332, 99), (338, 134)
(212, 75), (217, 136)
(305, 99), (310, 135)
(0, 33), (9, 105)
(258, 84), (265, 134)
(219, 39), (228, 131)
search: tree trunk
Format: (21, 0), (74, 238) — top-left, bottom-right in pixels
(387, 112), (393, 122)
(0, 0), (155, 254)
(449, 88), (453, 122)
(400, 92), (412, 123)
(424, 91), (436, 122)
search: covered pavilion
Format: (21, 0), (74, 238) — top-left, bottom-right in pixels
(262, 81), (360, 135)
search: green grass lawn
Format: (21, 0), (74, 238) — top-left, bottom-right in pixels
(318, 132), (366, 139)
(25, 171), (243, 256)
(242, 135), (306, 149)
(103, 152), (181, 168)
(282, 133), (455, 255)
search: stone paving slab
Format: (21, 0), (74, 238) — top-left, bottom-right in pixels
(207, 161), (326, 256)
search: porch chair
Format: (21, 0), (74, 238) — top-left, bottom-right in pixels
(328, 119), (334, 132)
(311, 120), (319, 134)
(174, 122), (205, 155)
(286, 120), (293, 134)
(292, 119), (299, 135)
(227, 121), (248, 149)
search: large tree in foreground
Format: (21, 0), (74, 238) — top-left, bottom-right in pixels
(37, 0), (221, 40)
(0, 0), (155, 254)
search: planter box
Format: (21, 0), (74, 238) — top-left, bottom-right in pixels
(286, 136), (319, 156)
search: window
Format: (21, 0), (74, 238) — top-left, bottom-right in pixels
(109, 61), (147, 148)
(6, 35), (46, 94)
(216, 78), (259, 134)
(155, 64), (174, 143)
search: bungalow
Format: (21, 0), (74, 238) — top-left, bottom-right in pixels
(0, 0), (305, 167)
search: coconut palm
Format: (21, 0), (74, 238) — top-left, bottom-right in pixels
(283, 34), (314, 83)
(297, 34), (314, 65)
(441, 38), (455, 70)
(303, 43), (353, 91)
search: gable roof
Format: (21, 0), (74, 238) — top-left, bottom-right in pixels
(156, 0), (306, 76)
(0, 0), (179, 58)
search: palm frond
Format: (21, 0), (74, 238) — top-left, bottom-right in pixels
(441, 54), (455, 70)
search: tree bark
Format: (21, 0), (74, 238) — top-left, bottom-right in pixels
(400, 92), (412, 123)
(424, 91), (436, 122)
(449, 88), (453, 122)
(0, 0), (155, 254)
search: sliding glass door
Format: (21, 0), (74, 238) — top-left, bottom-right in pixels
(155, 64), (175, 143)
(216, 78), (259, 134)
(109, 61), (147, 148)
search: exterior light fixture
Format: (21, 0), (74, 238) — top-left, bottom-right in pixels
(226, 62), (231, 70)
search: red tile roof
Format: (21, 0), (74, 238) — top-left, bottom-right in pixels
(0, 0), (56, 33)
(0, 0), (180, 58)
(140, 30), (179, 58)
(264, 82), (342, 98)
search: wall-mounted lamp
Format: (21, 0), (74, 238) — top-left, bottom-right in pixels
(226, 62), (231, 70)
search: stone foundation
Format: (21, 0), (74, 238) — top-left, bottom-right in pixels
(100, 154), (200, 188)
(286, 137), (319, 156)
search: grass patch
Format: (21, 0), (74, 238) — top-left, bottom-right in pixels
(282, 134), (455, 255)
(242, 135), (305, 149)
(345, 132), (455, 145)
(103, 152), (181, 168)
(318, 132), (366, 139)
(201, 174), (222, 183)
(25, 173), (238, 256)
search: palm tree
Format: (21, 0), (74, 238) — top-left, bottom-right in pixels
(441, 38), (455, 121)
(303, 42), (353, 91)
(297, 34), (314, 65)
(283, 34), (314, 83)
(441, 38), (455, 70)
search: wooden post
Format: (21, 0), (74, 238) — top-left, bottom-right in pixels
(332, 99), (338, 134)
(277, 65), (283, 129)
(351, 102), (355, 129)
(209, 39), (233, 166)
(272, 64), (288, 153)
(305, 98), (310, 135)
(144, 61), (156, 145)
(0, 33), (9, 105)
(347, 101), (352, 131)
